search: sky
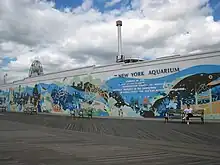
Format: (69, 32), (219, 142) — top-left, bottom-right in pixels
(0, 0), (220, 83)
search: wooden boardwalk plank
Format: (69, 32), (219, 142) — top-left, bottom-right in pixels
(0, 113), (220, 165)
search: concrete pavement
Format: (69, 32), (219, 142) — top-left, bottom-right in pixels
(0, 112), (220, 165)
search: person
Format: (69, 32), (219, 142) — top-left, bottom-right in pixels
(70, 110), (76, 119)
(120, 109), (123, 117)
(118, 108), (123, 117)
(88, 108), (93, 119)
(79, 109), (83, 118)
(164, 112), (169, 123)
(118, 108), (121, 117)
(183, 104), (193, 125)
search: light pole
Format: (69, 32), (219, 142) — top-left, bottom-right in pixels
(3, 73), (8, 84)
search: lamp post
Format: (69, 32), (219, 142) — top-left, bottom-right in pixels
(3, 73), (8, 84)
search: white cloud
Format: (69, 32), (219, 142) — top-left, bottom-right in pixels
(0, 0), (220, 82)
(73, 0), (93, 13)
(105, 0), (122, 8)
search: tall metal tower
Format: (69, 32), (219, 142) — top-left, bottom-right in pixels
(115, 20), (144, 64)
(116, 20), (125, 63)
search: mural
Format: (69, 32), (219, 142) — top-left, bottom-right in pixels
(0, 64), (220, 119)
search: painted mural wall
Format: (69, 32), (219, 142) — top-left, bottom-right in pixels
(0, 53), (220, 119)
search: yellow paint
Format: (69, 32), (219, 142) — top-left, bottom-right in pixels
(212, 101), (220, 113)
(10, 104), (16, 112)
(185, 101), (220, 115)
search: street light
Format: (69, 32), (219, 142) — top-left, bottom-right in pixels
(3, 73), (8, 84)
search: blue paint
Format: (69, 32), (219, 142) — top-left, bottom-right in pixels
(0, 64), (220, 118)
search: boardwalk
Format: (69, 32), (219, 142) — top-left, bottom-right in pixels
(0, 113), (220, 165)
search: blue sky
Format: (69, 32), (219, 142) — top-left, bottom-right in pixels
(1, 0), (220, 69)
(51, 0), (220, 20)
(52, 0), (131, 12)
(53, 0), (84, 9)
(210, 0), (220, 21)
(0, 57), (17, 69)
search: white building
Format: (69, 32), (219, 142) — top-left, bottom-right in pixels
(0, 50), (220, 119)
